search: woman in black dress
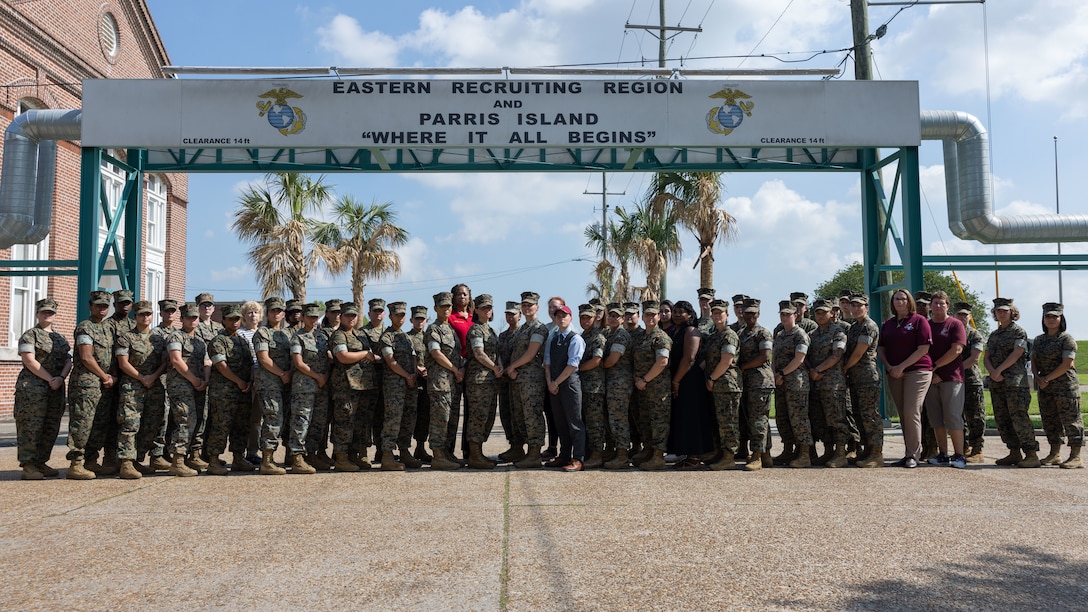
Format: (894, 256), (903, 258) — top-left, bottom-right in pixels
(667, 300), (716, 468)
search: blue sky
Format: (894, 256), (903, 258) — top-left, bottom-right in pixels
(144, 0), (1088, 335)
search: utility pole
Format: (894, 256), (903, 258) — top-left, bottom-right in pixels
(626, 1), (701, 299)
(584, 172), (625, 253)
(1055, 135), (1064, 304)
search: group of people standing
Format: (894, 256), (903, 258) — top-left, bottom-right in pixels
(11, 283), (1084, 480)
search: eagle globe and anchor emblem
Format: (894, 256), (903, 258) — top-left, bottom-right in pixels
(256, 87), (307, 136)
(706, 87), (755, 136)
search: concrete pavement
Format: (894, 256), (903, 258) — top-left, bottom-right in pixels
(1, 428), (1085, 610)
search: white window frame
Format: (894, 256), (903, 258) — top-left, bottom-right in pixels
(99, 149), (126, 257)
(145, 174), (167, 252)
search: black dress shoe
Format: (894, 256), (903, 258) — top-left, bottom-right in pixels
(541, 447), (558, 460)
(543, 457), (570, 468)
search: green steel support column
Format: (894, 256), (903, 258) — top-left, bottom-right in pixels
(123, 148), (145, 298)
(900, 146), (923, 293)
(859, 148), (884, 317)
(77, 147), (103, 324)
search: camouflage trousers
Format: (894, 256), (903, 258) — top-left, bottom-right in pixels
(991, 384), (1039, 452)
(847, 382), (883, 448)
(775, 383), (813, 447)
(742, 388), (772, 453)
(116, 381), (154, 460)
(638, 383), (671, 452)
(14, 379), (65, 466)
(843, 387), (859, 444)
(963, 383), (986, 449)
(464, 380), (497, 444)
(811, 383), (851, 446)
(306, 386), (335, 455)
(582, 392), (606, 452)
(497, 379), (518, 443)
(711, 390), (742, 454)
(86, 384), (119, 459)
(605, 386), (632, 449)
(167, 385), (206, 455)
(206, 387), (252, 457)
(513, 379), (546, 448)
(255, 382), (286, 452)
(1038, 389), (1084, 447)
(330, 388), (376, 454)
(448, 379), (465, 454)
(286, 388), (323, 456)
(137, 384), (167, 459)
(381, 377), (418, 452)
(428, 386), (454, 449)
(351, 390), (379, 456)
(67, 381), (109, 462)
(166, 383), (196, 456)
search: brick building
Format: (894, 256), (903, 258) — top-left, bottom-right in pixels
(0, 1), (186, 419)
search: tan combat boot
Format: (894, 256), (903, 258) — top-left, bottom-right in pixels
(466, 442), (496, 470)
(582, 450), (604, 470)
(857, 446), (884, 468)
(709, 450), (736, 471)
(118, 459), (142, 480)
(743, 452), (763, 471)
(1041, 443), (1063, 466)
(186, 452), (209, 471)
(232, 453), (257, 472)
(513, 447), (543, 469)
(288, 454), (317, 474)
(773, 443), (797, 466)
(399, 446), (423, 469)
(66, 459), (96, 480)
(431, 448), (462, 471)
(603, 448), (630, 470)
(825, 445), (849, 469)
(789, 445), (812, 468)
(380, 449), (406, 471)
(966, 446), (986, 463)
(21, 463), (45, 480)
(333, 452), (361, 472)
(150, 455), (172, 471)
(1017, 449), (1041, 468)
(1060, 445), (1083, 469)
(639, 448), (667, 471)
(204, 455), (229, 475)
(169, 453), (198, 477)
(260, 450), (286, 475)
(995, 448), (1023, 466)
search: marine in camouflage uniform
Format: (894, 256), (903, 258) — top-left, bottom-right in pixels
(729, 294), (751, 456)
(329, 303), (378, 461)
(14, 298), (71, 477)
(737, 299), (775, 456)
(632, 301), (673, 458)
(253, 297), (294, 454)
(844, 295), (884, 458)
(188, 292), (222, 461)
(464, 296), (501, 446)
(985, 298), (1038, 455)
(165, 304), (210, 461)
(205, 305), (254, 465)
(577, 304), (608, 460)
(115, 301), (170, 462)
(496, 301), (522, 451)
(406, 306), (431, 459)
(306, 298), (342, 459)
(137, 300), (177, 466)
(85, 291), (132, 469)
(379, 302), (419, 458)
(425, 293), (462, 449)
(954, 302), (987, 456)
(772, 301), (813, 453)
(696, 287), (716, 336)
(67, 291), (116, 473)
(704, 300), (742, 457)
(360, 298), (388, 460)
(806, 300), (851, 459)
(1031, 303), (1083, 455)
(602, 304), (634, 453)
(623, 302), (646, 449)
(507, 292), (549, 461)
(289, 304), (331, 460)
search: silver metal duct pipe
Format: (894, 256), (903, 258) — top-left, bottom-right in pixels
(921, 109), (1088, 243)
(0, 109), (81, 249)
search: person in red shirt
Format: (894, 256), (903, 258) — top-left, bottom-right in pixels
(447, 284), (473, 459)
(878, 289), (933, 468)
(923, 291), (968, 468)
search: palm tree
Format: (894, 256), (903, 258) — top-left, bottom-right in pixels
(232, 172), (337, 301)
(647, 171), (737, 290)
(311, 196), (409, 306)
(617, 202), (682, 301)
(585, 217), (636, 302)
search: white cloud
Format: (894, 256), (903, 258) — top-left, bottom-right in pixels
(203, 229), (214, 238)
(318, 14), (400, 66)
(210, 265), (251, 282)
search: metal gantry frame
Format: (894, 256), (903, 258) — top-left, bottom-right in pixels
(5, 141), (1078, 325)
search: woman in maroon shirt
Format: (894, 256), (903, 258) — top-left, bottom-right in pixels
(923, 291), (968, 468)
(878, 289), (933, 468)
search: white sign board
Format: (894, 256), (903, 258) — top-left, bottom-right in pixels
(82, 79), (920, 149)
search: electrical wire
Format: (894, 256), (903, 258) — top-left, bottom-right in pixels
(737, 0), (796, 68)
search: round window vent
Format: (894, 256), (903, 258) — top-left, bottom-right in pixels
(100, 11), (120, 62)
